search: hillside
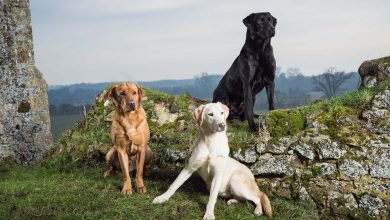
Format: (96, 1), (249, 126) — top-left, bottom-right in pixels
(1, 57), (389, 219)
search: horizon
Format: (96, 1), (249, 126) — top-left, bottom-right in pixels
(30, 0), (390, 85)
(47, 71), (360, 87)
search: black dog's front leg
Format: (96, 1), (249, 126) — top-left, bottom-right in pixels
(243, 79), (257, 131)
(266, 82), (275, 110)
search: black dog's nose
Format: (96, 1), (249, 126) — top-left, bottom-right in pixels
(218, 123), (225, 129)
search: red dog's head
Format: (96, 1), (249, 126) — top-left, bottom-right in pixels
(104, 82), (144, 114)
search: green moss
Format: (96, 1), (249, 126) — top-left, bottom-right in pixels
(311, 165), (321, 176)
(268, 109), (306, 138)
(318, 106), (357, 144)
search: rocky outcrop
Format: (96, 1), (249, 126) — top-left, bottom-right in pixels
(0, 0), (52, 164)
(358, 56), (390, 88)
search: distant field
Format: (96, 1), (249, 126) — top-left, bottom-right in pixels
(50, 114), (82, 142)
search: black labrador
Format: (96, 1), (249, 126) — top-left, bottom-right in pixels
(212, 12), (277, 131)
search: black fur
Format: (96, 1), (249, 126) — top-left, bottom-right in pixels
(212, 12), (277, 131)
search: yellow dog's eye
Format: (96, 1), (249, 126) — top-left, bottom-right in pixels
(208, 113), (213, 116)
(221, 112), (223, 115)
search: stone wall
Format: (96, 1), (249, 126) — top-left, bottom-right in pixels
(163, 57), (390, 218)
(0, 0), (52, 164)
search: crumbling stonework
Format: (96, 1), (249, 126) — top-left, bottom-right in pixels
(358, 56), (390, 89)
(0, 0), (52, 164)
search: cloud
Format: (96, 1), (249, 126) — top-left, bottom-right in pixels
(30, 0), (390, 85)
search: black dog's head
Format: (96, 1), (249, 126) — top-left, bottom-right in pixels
(243, 12), (277, 40)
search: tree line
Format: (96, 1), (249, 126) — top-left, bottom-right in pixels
(48, 68), (360, 115)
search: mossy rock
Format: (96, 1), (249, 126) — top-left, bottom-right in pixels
(267, 109), (306, 138)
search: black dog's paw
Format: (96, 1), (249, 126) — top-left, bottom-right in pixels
(248, 123), (258, 132)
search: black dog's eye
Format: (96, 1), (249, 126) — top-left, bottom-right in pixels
(267, 17), (271, 22)
(261, 17), (265, 22)
(208, 113), (214, 117)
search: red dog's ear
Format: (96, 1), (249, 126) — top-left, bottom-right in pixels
(138, 86), (144, 103)
(192, 105), (205, 126)
(103, 85), (116, 100)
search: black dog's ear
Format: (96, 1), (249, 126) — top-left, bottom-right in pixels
(243, 13), (255, 29)
(272, 16), (277, 26)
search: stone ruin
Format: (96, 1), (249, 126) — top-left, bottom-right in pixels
(0, 0), (52, 164)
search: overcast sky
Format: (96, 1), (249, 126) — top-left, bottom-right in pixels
(30, 0), (390, 85)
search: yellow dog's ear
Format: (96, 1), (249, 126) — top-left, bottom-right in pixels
(219, 102), (229, 120)
(192, 104), (205, 126)
(103, 85), (116, 100)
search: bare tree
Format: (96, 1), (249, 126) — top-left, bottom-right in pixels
(286, 67), (301, 76)
(312, 67), (354, 99)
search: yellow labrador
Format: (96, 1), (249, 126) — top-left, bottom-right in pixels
(153, 102), (272, 219)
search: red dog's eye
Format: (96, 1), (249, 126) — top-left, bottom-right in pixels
(133, 92), (137, 95)
(120, 92), (125, 96)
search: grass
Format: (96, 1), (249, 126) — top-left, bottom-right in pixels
(308, 79), (390, 112)
(0, 162), (318, 220)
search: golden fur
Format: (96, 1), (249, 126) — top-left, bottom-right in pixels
(103, 82), (152, 195)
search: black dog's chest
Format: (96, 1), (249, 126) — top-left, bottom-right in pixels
(250, 65), (273, 89)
